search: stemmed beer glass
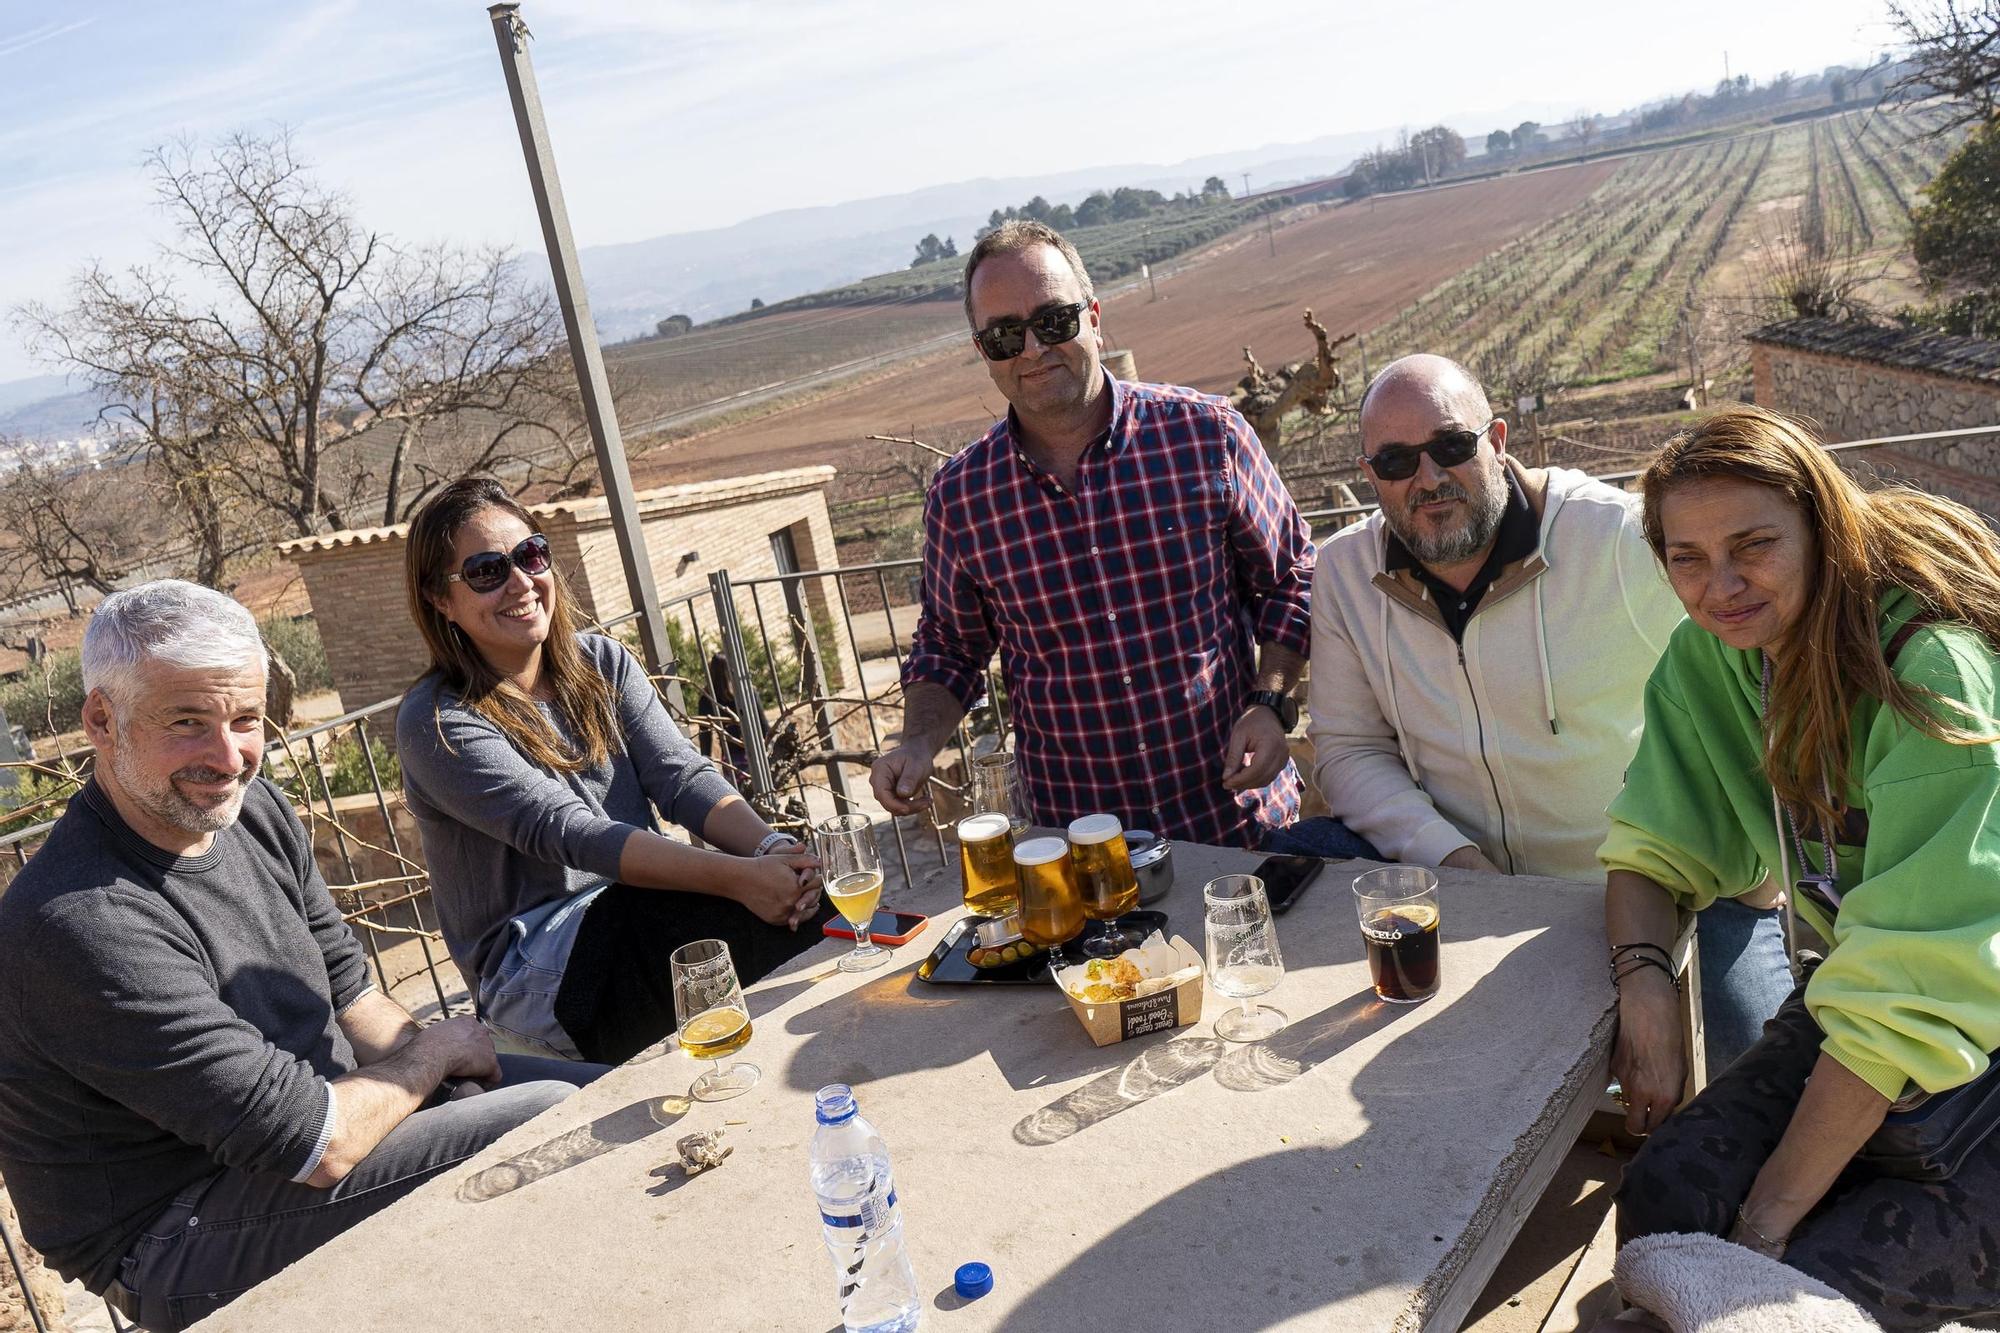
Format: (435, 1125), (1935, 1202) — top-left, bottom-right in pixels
(817, 814), (891, 972)
(672, 938), (758, 1101)
(1203, 874), (1288, 1041)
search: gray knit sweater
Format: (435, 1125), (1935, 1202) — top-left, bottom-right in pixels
(396, 633), (738, 988)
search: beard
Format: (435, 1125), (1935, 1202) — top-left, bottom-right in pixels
(1384, 463), (1510, 568)
(108, 747), (258, 838)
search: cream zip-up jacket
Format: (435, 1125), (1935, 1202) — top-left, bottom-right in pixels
(1307, 462), (1685, 881)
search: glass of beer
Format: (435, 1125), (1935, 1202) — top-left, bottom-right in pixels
(957, 811), (1020, 918)
(671, 938), (758, 1101)
(971, 751), (1031, 835)
(1014, 836), (1086, 951)
(1353, 866), (1441, 1004)
(817, 814), (890, 973)
(1203, 874), (1287, 1041)
(1068, 813), (1139, 956)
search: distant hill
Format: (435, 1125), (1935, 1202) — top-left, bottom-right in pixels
(0, 377), (112, 442)
(578, 128), (1399, 341)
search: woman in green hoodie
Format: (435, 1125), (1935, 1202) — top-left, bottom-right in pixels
(1599, 405), (2000, 1328)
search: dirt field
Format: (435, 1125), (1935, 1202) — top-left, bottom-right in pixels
(627, 159), (1620, 488)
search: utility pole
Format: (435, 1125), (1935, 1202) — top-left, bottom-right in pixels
(1241, 170), (1252, 199)
(485, 4), (680, 704)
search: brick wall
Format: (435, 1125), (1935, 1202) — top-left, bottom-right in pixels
(281, 467), (854, 716)
(1752, 342), (2000, 516)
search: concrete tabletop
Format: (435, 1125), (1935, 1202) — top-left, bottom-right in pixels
(200, 841), (1615, 1333)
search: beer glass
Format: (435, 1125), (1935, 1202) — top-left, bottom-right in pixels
(957, 811), (1020, 918)
(1203, 874), (1287, 1041)
(672, 938), (758, 1101)
(1068, 813), (1139, 956)
(971, 751), (1031, 835)
(817, 814), (890, 973)
(1353, 866), (1441, 1004)
(1014, 836), (1086, 950)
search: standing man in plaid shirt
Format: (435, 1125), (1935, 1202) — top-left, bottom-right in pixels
(869, 221), (1315, 848)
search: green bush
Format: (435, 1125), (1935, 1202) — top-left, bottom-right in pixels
(0, 650), (86, 739)
(0, 769), (81, 836)
(262, 615), (333, 694)
(322, 733), (401, 799)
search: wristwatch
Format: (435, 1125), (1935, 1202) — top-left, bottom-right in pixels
(753, 830), (801, 857)
(1244, 689), (1299, 731)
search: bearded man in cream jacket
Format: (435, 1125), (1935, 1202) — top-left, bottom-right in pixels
(1285, 354), (1790, 1071)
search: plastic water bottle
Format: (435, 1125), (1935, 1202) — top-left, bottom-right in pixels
(810, 1084), (920, 1333)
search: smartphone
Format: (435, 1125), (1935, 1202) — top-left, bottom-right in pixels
(1254, 854), (1326, 915)
(823, 910), (930, 946)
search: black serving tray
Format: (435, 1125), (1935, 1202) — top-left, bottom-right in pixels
(914, 910), (1169, 986)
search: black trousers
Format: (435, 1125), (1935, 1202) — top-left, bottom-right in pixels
(1615, 980), (2000, 1329)
(553, 883), (835, 1065)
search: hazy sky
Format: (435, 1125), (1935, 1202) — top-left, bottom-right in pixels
(0, 0), (1894, 383)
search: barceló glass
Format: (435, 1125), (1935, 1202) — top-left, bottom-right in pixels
(671, 939), (758, 1101)
(817, 814), (890, 973)
(1204, 874), (1287, 1041)
(1353, 866), (1441, 1004)
(970, 751), (1031, 836)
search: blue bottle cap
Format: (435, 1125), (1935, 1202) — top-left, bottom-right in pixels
(953, 1262), (993, 1300)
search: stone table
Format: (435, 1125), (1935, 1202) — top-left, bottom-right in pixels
(201, 842), (1614, 1333)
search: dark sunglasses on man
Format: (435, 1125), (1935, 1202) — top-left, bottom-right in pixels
(973, 301), (1089, 362)
(1358, 419), (1499, 482)
(446, 533), (553, 594)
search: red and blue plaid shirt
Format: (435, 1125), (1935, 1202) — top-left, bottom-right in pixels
(904, 375), (1314, 848)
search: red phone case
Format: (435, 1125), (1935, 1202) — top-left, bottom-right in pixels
(823, 912), (929, 946)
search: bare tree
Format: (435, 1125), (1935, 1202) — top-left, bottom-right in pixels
(17, 130), (567, 565)
(1566, 111), (1601, 149)
(1886, 0), (2000, 129)
(0, 452), (160, 600)
(1751, 212), (1884, 322)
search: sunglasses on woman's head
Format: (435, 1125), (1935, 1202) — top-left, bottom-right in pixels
(1359, 420), (1497, 482)
(446, 533), (553, 594)
(973, 301), (1088, 362)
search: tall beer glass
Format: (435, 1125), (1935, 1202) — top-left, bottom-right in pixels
(1068, 813), (1138, 956)
(957, 811), (1019, 917)
(1014, 836), (1085, 950)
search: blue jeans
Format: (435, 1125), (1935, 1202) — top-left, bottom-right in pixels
(115, 1054), (605, 1331)
(1695, 896), (1795, 1075)
(1267, 820), (1790, 1073)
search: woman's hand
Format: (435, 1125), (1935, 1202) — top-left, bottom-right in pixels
(730, 850), (822, 927)
(1612, 967), (1688, 1136)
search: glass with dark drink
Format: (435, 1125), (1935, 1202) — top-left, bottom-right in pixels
(1352, 867), (1441, 1004)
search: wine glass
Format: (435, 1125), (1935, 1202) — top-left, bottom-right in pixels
(817, 814), (890, 972)
(1203, 874), (1287, 1041)
(671, 938), (758, 1101)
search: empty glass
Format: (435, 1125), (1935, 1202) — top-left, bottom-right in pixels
(971, 751), (1031, 835)
(1203, 874), (1287, 1041)
(671, 938), (758, 1100)
(817, 814), (890, 972)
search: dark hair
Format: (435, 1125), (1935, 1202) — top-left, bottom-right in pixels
(1641, 404), (2000, 832)
(404, 477), (620, 772)
(961, 220), (1094, 325)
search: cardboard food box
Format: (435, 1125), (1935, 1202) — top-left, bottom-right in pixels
(1055, 935), (1206, 1046)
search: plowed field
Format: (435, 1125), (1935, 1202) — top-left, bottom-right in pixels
(628, 158), (1619, 487)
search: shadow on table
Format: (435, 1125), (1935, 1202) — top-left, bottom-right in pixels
(1009, 987), (1418, 1146)
(997, 923), (1609, 1331)
(454, 1096), (688, 1203)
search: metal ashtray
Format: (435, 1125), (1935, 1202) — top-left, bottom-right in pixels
(1127, 830), (1175, 905)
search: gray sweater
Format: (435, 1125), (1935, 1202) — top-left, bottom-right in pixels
(396, 633), (738, 987)
(0, 778), (369, 1292)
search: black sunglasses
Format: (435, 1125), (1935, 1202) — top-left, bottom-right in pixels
(973, 301), (1088, 362)
(1359, 420), (1497, 482)
(447, 533), (552, 594)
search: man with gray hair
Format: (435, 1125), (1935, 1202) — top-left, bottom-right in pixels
(1291, 354), (1793, 1072)
(0, 580), (600, 1331)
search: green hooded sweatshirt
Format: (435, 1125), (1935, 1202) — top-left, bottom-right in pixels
(1599, 588), (2000, 1102)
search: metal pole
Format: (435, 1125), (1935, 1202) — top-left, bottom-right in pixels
(486, 5), (681, 707)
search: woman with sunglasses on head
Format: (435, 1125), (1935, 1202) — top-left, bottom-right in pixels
(396, 478), (830, 1066)
(1598, 406), (2000, 1329)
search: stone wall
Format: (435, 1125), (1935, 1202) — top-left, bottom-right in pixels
(280, 468), (854, 716)
(1752, 343), (2000, 515)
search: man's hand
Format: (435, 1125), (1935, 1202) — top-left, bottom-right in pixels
(870, 740), (937, 815)
(731, 850), (823, 927)
(1441, 844), (1505, 875)
(1611, 968), (1687, 1136)
(427, 1015), (504, 1086)
(1221, 705), (1291, 792)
